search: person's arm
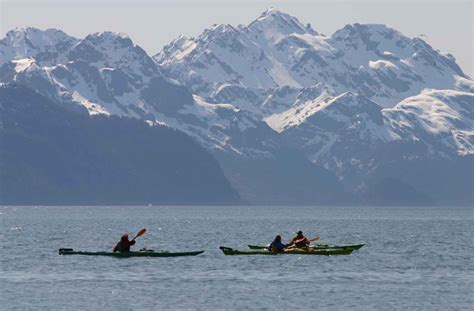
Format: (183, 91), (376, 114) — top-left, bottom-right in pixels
(292, 237), (304, 245)
(113, 243), (119, 253)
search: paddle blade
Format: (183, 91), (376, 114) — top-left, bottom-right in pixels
(134, 228), (146, 239)
(309, 236), (320, 242)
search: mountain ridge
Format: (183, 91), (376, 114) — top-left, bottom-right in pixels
(1, 9), (472, 205)
(155, 10), (468, 111)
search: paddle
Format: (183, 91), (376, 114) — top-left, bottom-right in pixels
(132, 228), (146, 241)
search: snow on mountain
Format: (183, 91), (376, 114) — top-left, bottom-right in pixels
(383, 89), (474, 156)
(11, 58), (36, 73)
(267, 92), (393, 178)
(0, 27), (78, 66)
(1, 10), (472, 205)
(455, 75), (474, 93)
(247, 7), (318, 42)
(153, 8), (473, 188)
(156, 23), (280, 94)
(67, 31), (160, 79)
(0, 28), (274, 157)
(155, 9), (469, 111)
(265, 87), (473, 183)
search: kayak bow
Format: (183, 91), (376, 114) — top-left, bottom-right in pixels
(59, 248), (204, 257)
(220, 246), (353, 256)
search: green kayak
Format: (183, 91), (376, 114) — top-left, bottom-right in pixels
(247, 243), (365, 251)
(59, 248), (204, 257)
(220, 246), (353, 256)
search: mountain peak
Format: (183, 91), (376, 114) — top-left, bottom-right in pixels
(83, 31), (133, 47)
(333, 23), (402, 39)
(1, 27), (78, 66)
(66, 30), (159, 78)
(7, 26), (45, 36)
(208, 23), (238, 33)
(258, 7), (300, 23)
(260, 7), (284, 17)
(248, 8), (317, 39)
(5, 26), (76, 42)
(331, 23), (408, 48)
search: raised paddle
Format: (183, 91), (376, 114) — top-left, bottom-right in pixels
(132, 228), (146, 241)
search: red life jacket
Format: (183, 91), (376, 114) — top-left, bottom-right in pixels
(291, 236), (309, 248)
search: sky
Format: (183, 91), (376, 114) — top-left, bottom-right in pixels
(1, 0), (472, 77)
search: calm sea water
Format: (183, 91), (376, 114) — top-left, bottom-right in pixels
(1, 206), (473, 310)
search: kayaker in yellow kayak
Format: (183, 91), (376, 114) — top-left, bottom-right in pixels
(288, 231), (310, 249)
(268, 235), (288, 252)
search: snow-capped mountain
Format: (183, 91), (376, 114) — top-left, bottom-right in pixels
(266, 88), (473, 183)
(384, 89), (474, 157)
(1, 9), (472, 205)
(155, 8), (473, 180)
(0, 28), (276, 157)
(266, 91), (392, 181)
(0, 27), (78, 66)
(155, 8), (467, 111)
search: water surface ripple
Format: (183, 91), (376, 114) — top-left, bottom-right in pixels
(1, 206), (473, 310)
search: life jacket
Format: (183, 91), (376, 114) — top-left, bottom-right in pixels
(291, 236), (309, 248)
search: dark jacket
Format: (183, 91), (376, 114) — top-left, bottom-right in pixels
(269, 240), (288, 252)
(113, 239), (136, 253)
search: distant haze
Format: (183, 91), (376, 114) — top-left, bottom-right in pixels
(1, 0), (472, 77)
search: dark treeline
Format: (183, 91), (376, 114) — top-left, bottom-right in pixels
(0, 84), (240, 205)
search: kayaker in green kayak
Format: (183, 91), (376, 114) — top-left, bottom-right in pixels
(288, 231), (310, 249)
(268, 235), (288, 252)
(113, 234), (136, 253)
(113, 228), (146, 253)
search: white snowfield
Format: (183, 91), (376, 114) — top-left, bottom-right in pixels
(383, 90), (474, 156)
(11, 58), (35, 73)
(0, 27), (78, 66)
(0, 8), (473, 161)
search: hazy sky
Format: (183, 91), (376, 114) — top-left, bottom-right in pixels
(1, 0), (472, 77)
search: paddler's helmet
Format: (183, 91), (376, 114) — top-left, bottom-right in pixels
(297, 231), (303, 236)
(121, 234), (129, 242)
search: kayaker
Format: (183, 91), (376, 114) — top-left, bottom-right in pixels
(268, 235), (288, 252)
(113, 234), (136, 253)
(288, 231), (310, 249)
